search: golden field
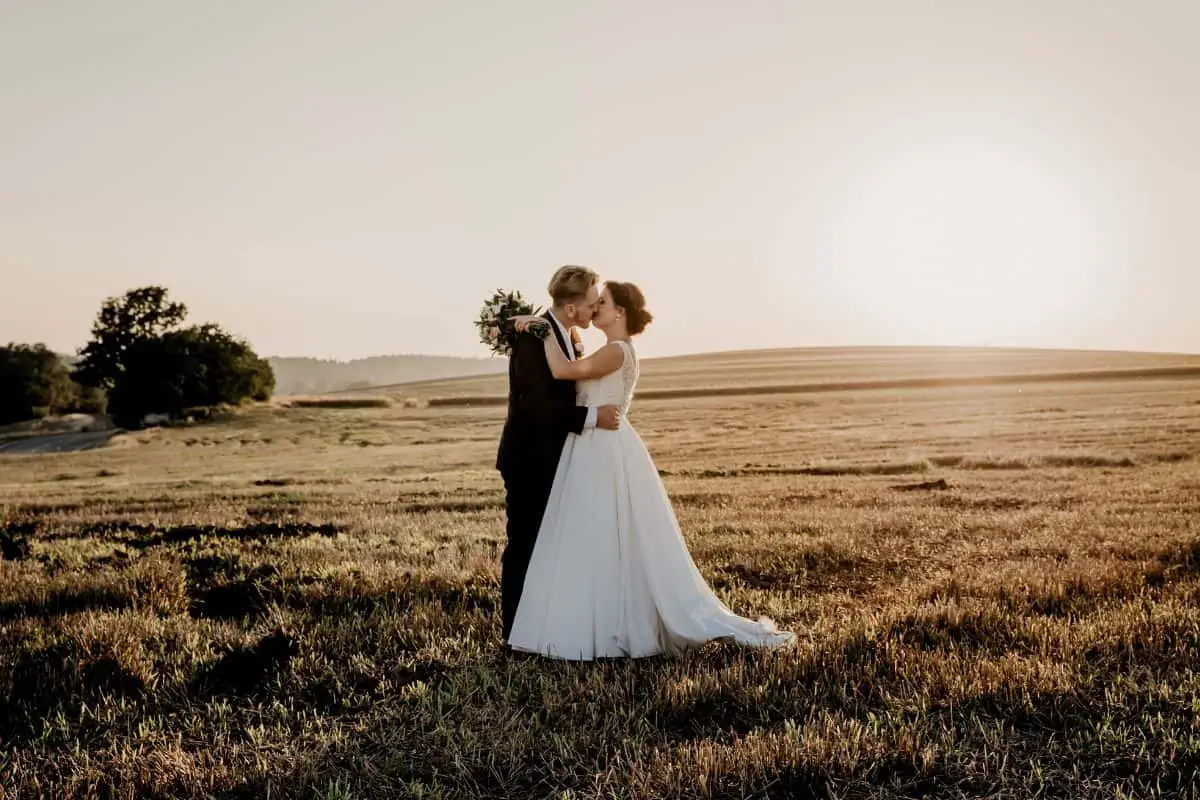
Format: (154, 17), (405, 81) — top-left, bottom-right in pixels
(2, 347), (1199, 799)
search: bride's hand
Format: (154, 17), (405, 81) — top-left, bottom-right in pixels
(511, 315), (544, 333)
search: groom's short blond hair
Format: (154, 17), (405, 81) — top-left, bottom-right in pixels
(548, 265), (600, 306)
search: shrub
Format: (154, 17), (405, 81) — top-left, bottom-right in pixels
(0, 343), (78, 424)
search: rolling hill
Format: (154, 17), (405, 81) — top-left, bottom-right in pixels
(267, 355), (507, 396)
(339, 345), (1200, 403)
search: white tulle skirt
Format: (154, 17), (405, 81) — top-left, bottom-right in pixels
(508, 422), (795, 660)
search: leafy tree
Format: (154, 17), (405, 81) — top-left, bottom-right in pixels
(73, 286), (187, 390)
(67, 384), (108, 416)
(0, 344), (77, 424)
(106, 324), (274, 428)
(106, 333), (201, 428)
(185, 324), (275, 406)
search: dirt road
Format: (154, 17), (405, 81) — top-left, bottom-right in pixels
(0, 429), (120, 455)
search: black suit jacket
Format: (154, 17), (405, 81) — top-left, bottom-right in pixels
(495, 312), (588, 477)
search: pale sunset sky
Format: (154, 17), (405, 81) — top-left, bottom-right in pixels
(1, 1), (1197, 360)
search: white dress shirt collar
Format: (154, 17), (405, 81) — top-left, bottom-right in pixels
(547, 310), (575, 361)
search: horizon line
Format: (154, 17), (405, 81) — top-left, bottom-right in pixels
(261, 342), (1200, 363)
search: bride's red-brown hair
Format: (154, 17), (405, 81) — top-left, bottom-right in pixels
(605, 281), (653, 336)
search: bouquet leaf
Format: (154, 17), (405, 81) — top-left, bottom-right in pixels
(475, 289), (551, 357)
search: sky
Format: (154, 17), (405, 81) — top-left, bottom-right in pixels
(1, 0), (1197, 360)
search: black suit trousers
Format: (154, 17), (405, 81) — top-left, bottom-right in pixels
(500, 465), (557, 641)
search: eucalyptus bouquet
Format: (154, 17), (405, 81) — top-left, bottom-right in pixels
(476, 289), (550, 356)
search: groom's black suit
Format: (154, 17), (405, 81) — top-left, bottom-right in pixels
(496, 312), (587, 641)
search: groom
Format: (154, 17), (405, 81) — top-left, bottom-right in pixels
(495, 265), (622, 643)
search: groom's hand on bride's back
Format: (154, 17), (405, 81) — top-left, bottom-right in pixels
(597, 405), (622, 430)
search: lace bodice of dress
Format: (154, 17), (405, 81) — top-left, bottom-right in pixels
(576, 340), (638, 415)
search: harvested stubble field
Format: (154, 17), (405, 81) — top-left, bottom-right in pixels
(2, 347), (1199, 799)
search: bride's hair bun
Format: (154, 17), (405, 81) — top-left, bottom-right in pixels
(606, 281), (653, 336)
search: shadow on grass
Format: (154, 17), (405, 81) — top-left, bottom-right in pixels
(75, 520), (343, 549)
(665, 461), (932, 479)
(401, 498), (505, 514)
(710, 548), (872, 594)
(285, 572), (498, 617)
(884, 607), (1044, 656)
(0, 640), (145, 745)
(192, 630), (299, 699)
(0, 584), (134, 622)
(930, 453), (1148, 470)
(186, 555), (284, 621)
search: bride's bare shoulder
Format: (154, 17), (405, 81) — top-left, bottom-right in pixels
(599, 340), (632, 363)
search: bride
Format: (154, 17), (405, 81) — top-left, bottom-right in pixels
(508, 281), (795, 660)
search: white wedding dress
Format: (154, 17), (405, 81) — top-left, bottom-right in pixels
(509, 340), (795, 660)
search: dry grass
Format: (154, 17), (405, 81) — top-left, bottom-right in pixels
(1, 347), (1199, 798)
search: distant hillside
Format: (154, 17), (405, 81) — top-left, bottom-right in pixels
(268, 355), (507, 396)
(349, 345), (1200, 404)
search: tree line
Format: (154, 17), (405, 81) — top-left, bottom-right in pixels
(1, 286), (274, 429)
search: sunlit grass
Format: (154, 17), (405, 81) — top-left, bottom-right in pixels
(1, 350), (1198, 798)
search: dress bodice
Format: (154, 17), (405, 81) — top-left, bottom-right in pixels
(576, 340), (638, 415)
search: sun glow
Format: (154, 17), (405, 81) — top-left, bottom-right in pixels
(812, 142), (1102, 344)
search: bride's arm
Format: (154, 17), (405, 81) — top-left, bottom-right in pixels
(544, 338), (624, 381)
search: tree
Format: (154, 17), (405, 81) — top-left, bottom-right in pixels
(0, 344), (78, 425)
(73, 286), (187, 390)
(68, 384), (108, 416)
(105, 333), (202, 428)
(106, 324), (275, 428)
(185, 324), (275, 406)
(62, 286), (271, 428)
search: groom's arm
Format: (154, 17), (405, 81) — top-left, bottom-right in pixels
(511, 333), (588, 436)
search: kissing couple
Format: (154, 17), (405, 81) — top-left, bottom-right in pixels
(496, 265), (795, 660)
